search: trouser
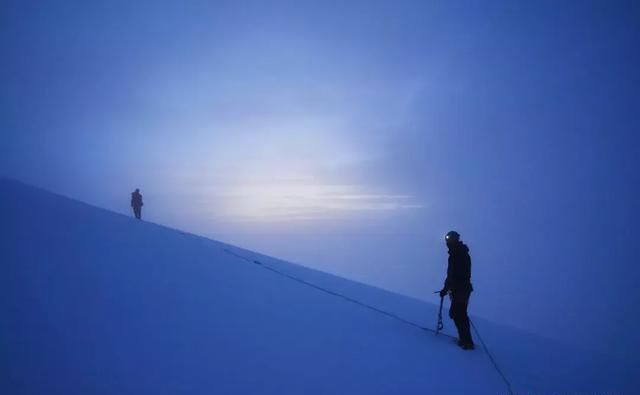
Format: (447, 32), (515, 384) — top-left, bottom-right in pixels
(133, 206), (142, 220)
(449, 289), (473, 345)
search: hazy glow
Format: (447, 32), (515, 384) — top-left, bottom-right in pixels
(190, 131), (422, 221)
(215, 182), (422, 221)
(145, 105), (424, 221)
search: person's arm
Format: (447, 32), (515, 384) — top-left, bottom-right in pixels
(460, 253), (471, 283)
(440, 260), (453, 296)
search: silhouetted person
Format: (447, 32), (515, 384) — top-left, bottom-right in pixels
(439, 231), (474, 350)
(131, 188), (143, 220)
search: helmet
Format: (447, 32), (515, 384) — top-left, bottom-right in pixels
(445, 231), (460, 242)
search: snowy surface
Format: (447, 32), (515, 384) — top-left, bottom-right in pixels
(1, 179), (635, 394)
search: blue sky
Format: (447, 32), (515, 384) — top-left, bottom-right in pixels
(2, 1), (639, 357)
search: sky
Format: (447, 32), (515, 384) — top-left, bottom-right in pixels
(2, 0), (639, 358)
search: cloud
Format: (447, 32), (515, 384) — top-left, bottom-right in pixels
(211, 182), (423, 221)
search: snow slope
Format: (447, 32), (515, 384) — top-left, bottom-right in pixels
(0, 179), (635, 394)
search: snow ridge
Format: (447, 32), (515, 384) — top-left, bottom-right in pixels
(1, 179), (636, 394)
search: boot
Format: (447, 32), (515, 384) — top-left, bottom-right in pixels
(461, 342), (475, 350)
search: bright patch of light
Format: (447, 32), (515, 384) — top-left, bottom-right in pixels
(215, 181), (423, 221)
(148, 96), (425, 222)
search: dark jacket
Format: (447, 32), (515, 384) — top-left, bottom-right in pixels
(444, 241), (472, 293)
(131, 191), (143, 208)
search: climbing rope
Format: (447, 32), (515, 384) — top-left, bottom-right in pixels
(470, 319), (515, 395)
(223, 248), (515, 395)
(223, 248), (453, 337)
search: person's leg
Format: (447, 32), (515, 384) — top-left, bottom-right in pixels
(451, 291), (474, 347)
(134, 206), (141, 219)
(457, 291), (473, 346)
(450, 294), (465, 343)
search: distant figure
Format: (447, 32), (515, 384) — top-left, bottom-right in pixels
(131, 188), (143, 220)
(439, 231), (474, 350)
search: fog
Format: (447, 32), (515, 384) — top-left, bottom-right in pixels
(2, 0), (639, 358)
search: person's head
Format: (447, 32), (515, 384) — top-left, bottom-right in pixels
(445, 231), (460, 248)
(135, 188), (140, 193)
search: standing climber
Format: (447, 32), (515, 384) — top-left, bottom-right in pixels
(439, 231), (475, 350)
(131, 188), (143, 220)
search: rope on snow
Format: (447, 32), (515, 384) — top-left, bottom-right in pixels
(223, 248), (515, 395)
(223, 248), (448, 336)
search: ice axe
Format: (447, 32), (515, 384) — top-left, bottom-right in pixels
(434, 291), (445, 334)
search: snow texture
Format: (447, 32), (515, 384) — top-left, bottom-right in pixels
(0, 179), (635, 394)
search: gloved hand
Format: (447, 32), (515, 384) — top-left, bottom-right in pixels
(439, 288), (449, 298)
